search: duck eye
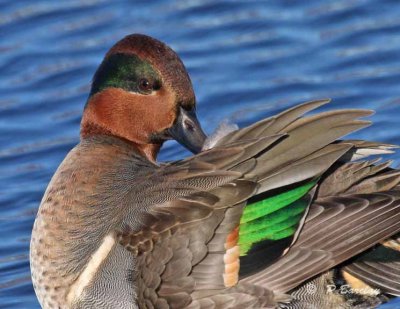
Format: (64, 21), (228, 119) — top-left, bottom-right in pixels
(138, 78), (152, 93)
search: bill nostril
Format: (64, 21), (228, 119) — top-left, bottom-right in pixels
(184, 119), (195, 132)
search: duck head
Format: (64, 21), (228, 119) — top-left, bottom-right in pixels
(81, 34), (206, 161)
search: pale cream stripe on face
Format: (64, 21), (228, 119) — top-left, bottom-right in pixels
(67, 233), (116, 304)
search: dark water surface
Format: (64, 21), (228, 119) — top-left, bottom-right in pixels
(1, 0), (400, 308)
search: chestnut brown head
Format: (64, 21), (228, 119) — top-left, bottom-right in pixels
(81, 34), (206, 161)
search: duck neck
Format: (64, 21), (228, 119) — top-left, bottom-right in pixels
(80, 121), (161, 163)
(133, 142), (162, 163)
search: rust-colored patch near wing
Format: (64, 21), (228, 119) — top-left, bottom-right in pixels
(223, 227), (240, 287)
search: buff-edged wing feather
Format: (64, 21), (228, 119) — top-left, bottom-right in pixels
(343, 234), (400, 296)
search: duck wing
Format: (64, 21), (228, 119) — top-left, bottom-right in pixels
(242, 187), (400, 294)
(117, 100), (387, 308)
(316, 159), (400, 297)
(261, 156), (400, 308)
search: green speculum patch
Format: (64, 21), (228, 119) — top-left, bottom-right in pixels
(238, 180), (316, 256)
(89, 53), (160, 98)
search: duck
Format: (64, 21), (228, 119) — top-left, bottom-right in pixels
(30, 34), (400, 309)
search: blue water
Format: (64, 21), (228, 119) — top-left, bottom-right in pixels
(1, 0), (400, 308)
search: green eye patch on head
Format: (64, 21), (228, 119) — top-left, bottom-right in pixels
(89, 53), (161, 98)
